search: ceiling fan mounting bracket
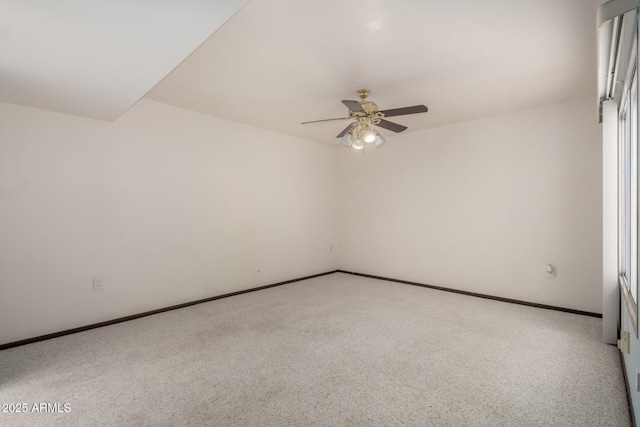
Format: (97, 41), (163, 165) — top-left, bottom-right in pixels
(356, 89), (371, 100)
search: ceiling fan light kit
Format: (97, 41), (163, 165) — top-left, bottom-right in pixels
(301, 89), (428, 151)
(341, 124), (385, 150)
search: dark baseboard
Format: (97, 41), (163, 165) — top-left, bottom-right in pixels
(1, 268), (602, 351)
(0, 270), (339, 351)
(620, 351), (637, 427)
(336, 270), (602, 318)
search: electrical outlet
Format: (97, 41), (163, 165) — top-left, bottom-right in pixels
(93, 277), (103, 291)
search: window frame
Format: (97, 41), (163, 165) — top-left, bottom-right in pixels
(619, 18), (639, 337)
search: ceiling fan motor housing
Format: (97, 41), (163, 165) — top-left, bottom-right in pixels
(359, 101), (379, 114)
(355, 89), (379, 114)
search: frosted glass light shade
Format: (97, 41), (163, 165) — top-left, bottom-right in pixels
(374, 134), (386, 147)
(341, 132), (353, 146)
(363, 127), (376, 143)
(352, 138), (364, 150)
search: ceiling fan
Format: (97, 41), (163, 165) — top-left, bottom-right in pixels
(301, 89), (428, 150)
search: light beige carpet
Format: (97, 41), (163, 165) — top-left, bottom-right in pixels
(0, 273), (631, 426)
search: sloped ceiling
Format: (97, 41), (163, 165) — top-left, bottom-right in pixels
(1, 0), (601, 141)
(147, 0), (600, 144)
(0, 0), (247, 121)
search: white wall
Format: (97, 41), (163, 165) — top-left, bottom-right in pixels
(0, 99), (338, 345)
(0, 95), (603, 344)
(338, 97), (602, 313)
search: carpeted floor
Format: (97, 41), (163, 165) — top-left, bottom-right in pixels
(0, 273), (631, 426)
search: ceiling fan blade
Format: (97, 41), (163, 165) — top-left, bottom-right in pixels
(379, 105), (428, 117)
(376, 119), (407, 133)
(342, 100), (363, 112)
(301, 117), (349, 124)
(336, 124), (354, 138)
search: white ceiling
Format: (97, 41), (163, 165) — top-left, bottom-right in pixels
(0, 1), (601, 139)
(0, 0), (246, 121)
(147, 0), (601, 144)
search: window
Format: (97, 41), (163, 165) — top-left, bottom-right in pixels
(619, 29), (639, 334)
(619, 73), (632, 295)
